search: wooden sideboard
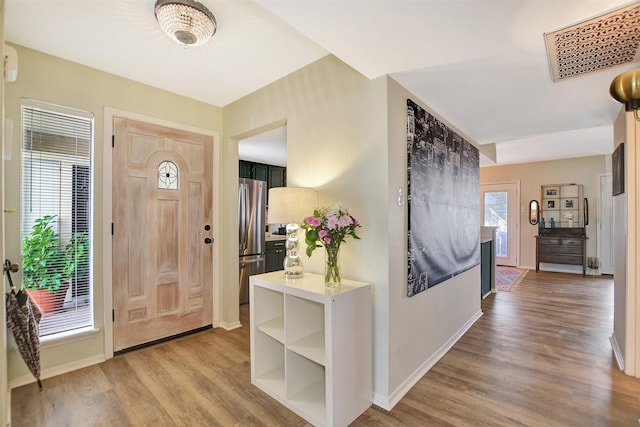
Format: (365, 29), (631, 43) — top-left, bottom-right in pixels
(535, 227), (587, 276)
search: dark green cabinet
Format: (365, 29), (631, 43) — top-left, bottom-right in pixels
(239, 160), (252, 179)
(265, 240), (286, 272)
(268, 166), (286, 190)
(481, 241), (491, 297)
(252, 163), (269, 182)
(239, 161), (286, 197)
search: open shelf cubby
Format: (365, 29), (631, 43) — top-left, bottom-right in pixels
(250, 271), (372, 427)
(286, 295), (325, 365)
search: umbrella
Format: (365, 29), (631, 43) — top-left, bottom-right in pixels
(4, 259), (43, 390)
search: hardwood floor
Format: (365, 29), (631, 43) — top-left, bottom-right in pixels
(11, 271), (640, 426)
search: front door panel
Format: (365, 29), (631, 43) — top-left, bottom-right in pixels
(113, 118), (213, 352)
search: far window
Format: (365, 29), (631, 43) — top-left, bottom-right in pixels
(21, 99), (93, 337)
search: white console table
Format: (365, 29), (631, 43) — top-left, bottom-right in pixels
(250, 271), (372, 427)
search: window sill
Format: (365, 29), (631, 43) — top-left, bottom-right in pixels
(40, 327), (100, 349)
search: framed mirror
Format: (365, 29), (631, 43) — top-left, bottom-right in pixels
(529, 199), (540, 225)
(584, 198), (589, 226)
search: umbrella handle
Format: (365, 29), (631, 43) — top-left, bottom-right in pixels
(3, 259), (19, 291)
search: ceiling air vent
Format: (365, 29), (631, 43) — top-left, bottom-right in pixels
(545, 2), (640, 82)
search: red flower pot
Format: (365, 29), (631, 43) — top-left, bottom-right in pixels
(26, 283), (69, 316)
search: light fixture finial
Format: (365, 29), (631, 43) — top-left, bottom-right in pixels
(610, 68), (640, 111)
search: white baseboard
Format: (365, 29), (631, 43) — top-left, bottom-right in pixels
(220, 320), (242, 331)
(9, 354), (106, 390)
(610, 334), (625, 371)
(372, 309), (483, 411)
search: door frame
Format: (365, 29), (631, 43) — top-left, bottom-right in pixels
(480, 181), (520, 267)
(597, 173), (614, 275)
(1, 32), (8, 423)
(103, 108), (220, 359)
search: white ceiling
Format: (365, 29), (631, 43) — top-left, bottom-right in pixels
(239, 125), (287, 167)
(5, 0), (639, 166)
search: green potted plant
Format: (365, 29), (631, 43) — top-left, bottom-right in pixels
(22, 215), (88, 314)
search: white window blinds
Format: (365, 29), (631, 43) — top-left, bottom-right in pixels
(21, 99), (93, 337)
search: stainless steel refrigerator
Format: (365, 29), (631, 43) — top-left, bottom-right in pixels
(238, 178), (266, 304)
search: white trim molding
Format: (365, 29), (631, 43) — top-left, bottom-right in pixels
(373, 309), (483, 411)
(610, 334), (625, 372)
(8, 354), (106, 390)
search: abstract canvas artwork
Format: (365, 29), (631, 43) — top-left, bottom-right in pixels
(406, 99), (480, 297)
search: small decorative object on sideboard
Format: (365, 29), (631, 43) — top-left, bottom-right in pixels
(302, 202), (361, 287)
(563, 211), (574, 228)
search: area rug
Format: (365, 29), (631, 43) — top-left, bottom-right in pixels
(496, 266), (528, 292)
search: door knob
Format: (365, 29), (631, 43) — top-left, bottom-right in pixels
(204, 224), (211, 231)
(3, 259), (18, 273)
(4, 259), (18, 290)
(204, 237), (213, 244)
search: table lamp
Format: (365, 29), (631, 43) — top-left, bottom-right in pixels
(268, 187), (317, 277)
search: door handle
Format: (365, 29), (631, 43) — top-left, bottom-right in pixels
(4, 259), (18, 290)
(204, 237), (212, 244)
(3, 259), (19, 273)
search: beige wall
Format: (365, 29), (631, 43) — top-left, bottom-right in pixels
(223, 58), (482, 408)
(223, 55), (393, 397)
(5, 46), (485, 408)
(4, 44), (222, 383)
(612, 109), (627, 367)
(480, 156), (607, 270)
(386, 78), (481, 407)
(612, 105), (640, 377)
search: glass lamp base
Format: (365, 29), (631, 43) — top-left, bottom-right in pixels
(283, 222), (304, 276)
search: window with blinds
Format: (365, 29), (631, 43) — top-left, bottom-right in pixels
(21, 99), (93, 337)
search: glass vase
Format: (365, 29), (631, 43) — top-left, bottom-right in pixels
(324, 244), (341, 288)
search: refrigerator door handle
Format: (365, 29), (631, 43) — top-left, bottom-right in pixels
(238, 183), (248, 251)
(243, 183), (250, 250)
(240, 256), (265, 266)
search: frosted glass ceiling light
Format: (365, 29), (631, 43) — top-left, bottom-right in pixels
(154, 0), (217, 47)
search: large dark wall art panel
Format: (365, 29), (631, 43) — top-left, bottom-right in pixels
(407, 99), (480, 297)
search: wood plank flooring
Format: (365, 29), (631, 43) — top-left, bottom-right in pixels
(11, 271), (640, 426)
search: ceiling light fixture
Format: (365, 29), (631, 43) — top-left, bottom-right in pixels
(610, 68), (640, 122)
(154, 0), (217, 47)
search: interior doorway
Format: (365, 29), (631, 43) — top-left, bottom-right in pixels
(481, 182), (520, 267)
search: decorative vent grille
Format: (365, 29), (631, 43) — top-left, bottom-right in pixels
(545, 2), (640, 82)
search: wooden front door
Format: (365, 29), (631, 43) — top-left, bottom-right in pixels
(113, 118), (213, 352)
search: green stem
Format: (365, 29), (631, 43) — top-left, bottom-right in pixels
(325, 245), (341, 285)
